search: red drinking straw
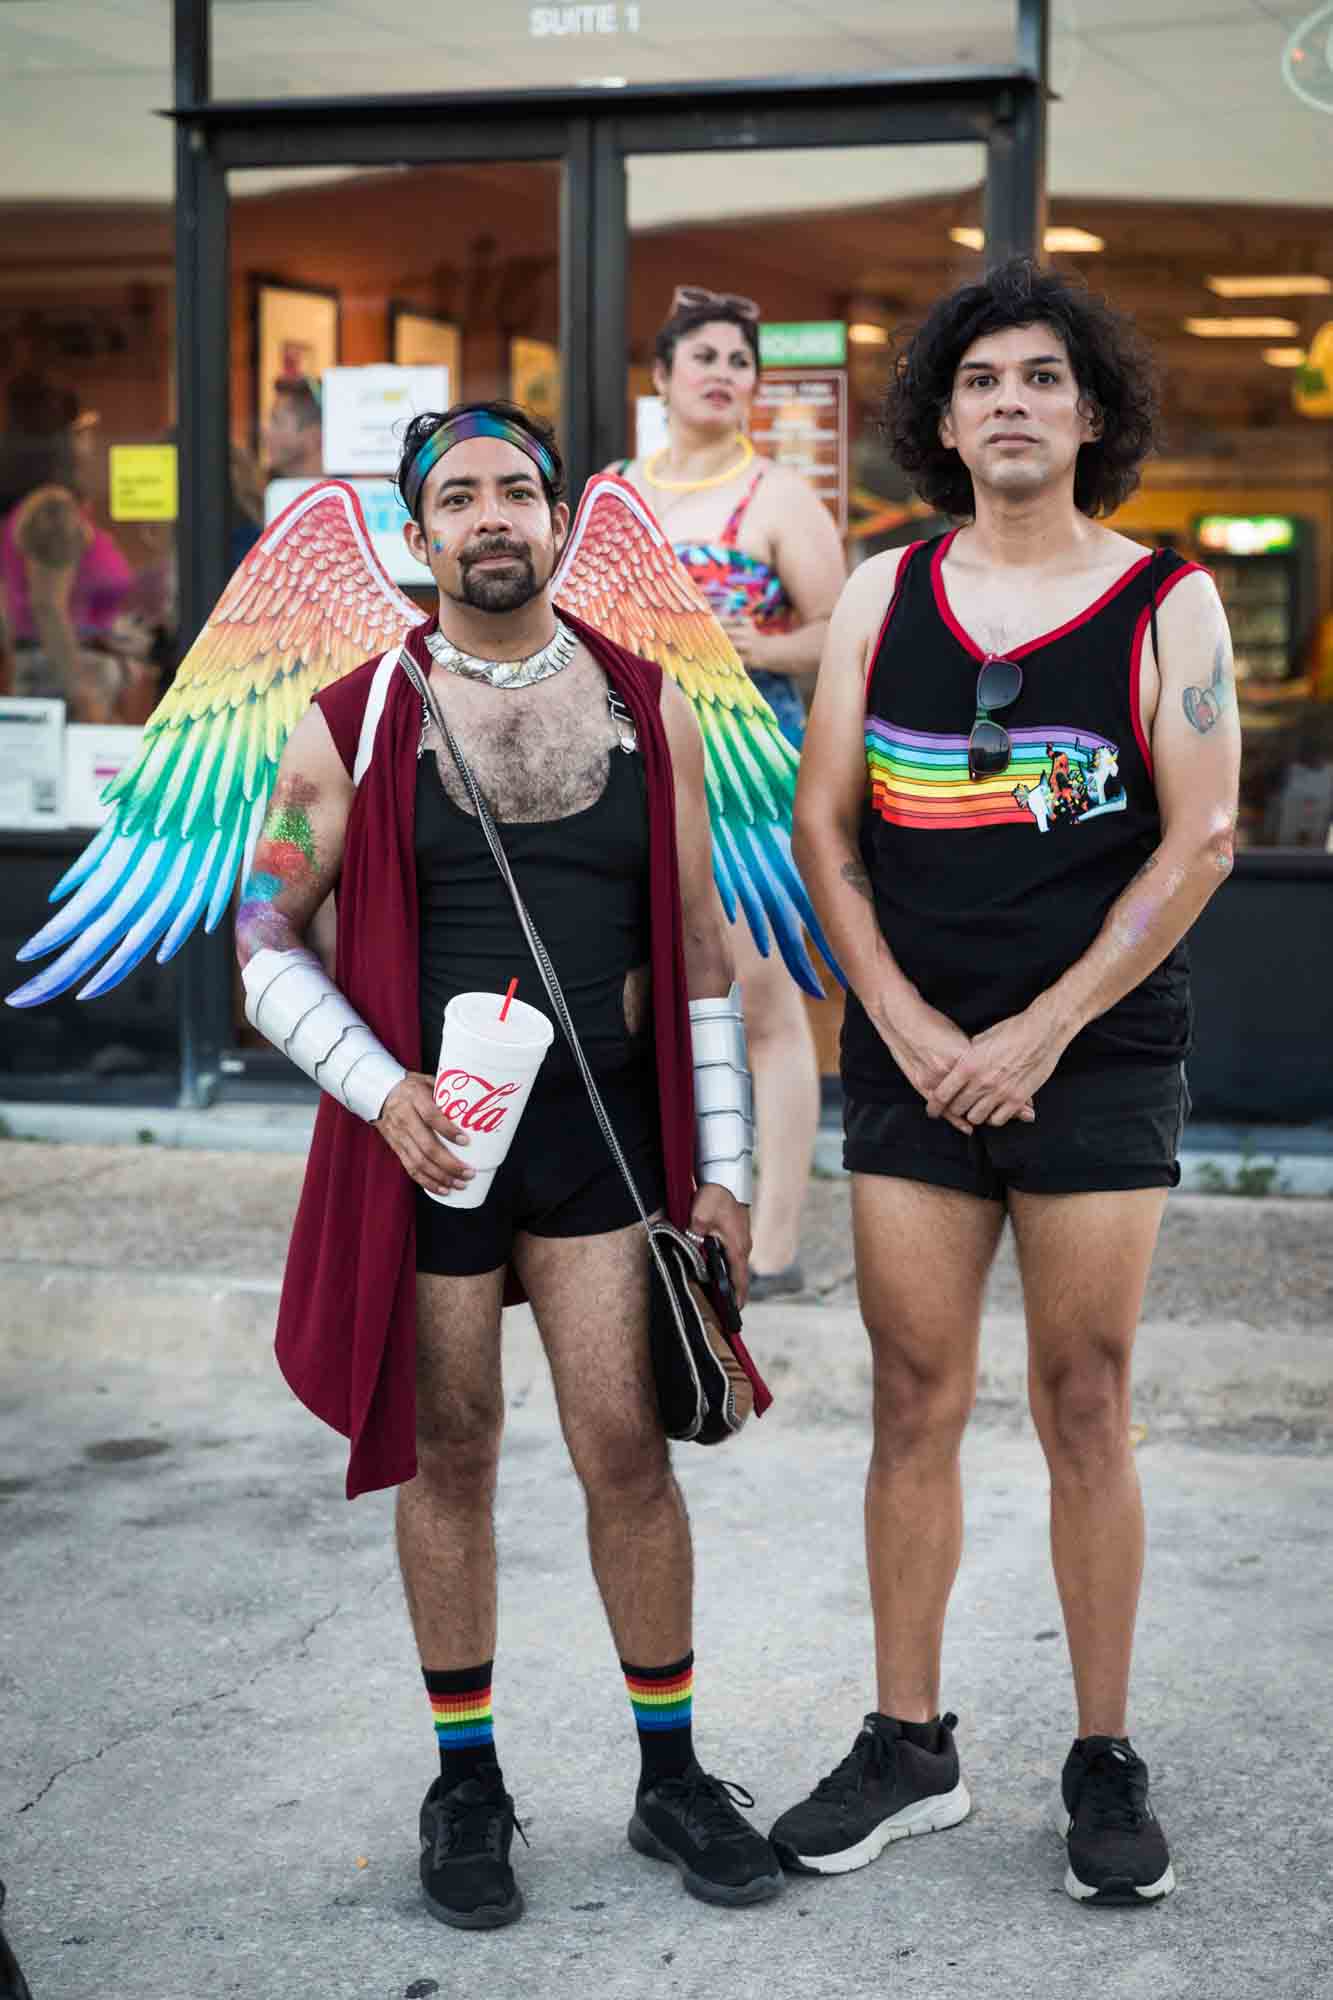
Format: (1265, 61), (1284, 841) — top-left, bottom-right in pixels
(499, 977), (518, 1022)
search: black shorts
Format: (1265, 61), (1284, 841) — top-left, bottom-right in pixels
(415, 1069), (664, 1276)
(843, 1060), (1190, 1200)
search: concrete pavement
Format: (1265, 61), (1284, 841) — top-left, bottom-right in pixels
(1, 1143), (1330, 2000)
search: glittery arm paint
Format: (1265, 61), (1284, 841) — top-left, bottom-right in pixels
(236, 772), (342, 966)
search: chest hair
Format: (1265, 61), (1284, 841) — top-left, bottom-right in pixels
(424, 651), (624, 823)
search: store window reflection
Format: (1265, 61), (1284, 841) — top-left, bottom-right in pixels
(0, 248), (183, 1087)
(0, 332), (171, 727)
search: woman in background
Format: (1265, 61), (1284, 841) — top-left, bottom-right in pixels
(615, 286), (846, 1297)
(0, 388), (142, 723)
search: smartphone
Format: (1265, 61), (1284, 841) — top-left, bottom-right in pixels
(704, 1234), (743, 1334)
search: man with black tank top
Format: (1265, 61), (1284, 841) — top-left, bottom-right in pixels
(776, 262), (1240, 1907)
(236, 401), (784, 1929)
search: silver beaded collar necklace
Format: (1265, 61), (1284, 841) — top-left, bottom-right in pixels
(424, 617), (577, 691)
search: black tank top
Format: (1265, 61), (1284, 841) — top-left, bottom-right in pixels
(414, 743), (654, 1085)
(842, 532), (1203, 1094)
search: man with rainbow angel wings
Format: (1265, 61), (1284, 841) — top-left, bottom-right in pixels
(9, 400), (840, 1926)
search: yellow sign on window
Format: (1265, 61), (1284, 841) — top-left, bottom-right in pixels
(109, 445), (179, 522)
(1294, 322), (1333, 419)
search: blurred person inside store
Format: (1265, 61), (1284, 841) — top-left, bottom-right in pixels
(614, 287), (847, 1299)
(262, 374), (323, 481)
(0, 376), (154, 724)
(124, 438), (267, 701)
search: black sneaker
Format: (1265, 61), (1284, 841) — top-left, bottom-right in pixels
(628, 1762), (784, 1906)
(419, 1765), (525, 1929)
(769, 1713), (970, 1874)
(1056, 1737), (1175, 1906)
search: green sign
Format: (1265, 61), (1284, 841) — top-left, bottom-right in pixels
(1195, 514), (1297, 556)
(758, 322), (847, 368)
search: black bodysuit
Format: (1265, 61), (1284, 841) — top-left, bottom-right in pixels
(412, 739), (664, 1275)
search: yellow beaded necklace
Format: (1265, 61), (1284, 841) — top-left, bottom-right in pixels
(643, 434), (754, 492)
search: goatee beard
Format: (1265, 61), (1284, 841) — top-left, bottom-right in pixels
(452, 552), (541, 614)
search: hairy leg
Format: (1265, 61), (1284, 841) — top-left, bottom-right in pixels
(513, 1222), (692, 1666)
(732, 917), (821, 1274)
(396, 1267), (507, 1667)
(1010, 1187), (1168, 1739)
(854, 1174), (1006, 1720)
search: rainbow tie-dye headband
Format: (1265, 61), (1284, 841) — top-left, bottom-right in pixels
(403, 412), (558, 518)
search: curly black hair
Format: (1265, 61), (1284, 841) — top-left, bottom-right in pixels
(885, 258), (1160, 519)
(395, 399), (566, 521)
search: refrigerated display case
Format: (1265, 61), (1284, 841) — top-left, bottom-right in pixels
(1191, 514), (1329, 848)
(1193, 514), (1314, 686)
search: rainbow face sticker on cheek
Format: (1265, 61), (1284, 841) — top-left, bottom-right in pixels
(431, 537), (445, 553)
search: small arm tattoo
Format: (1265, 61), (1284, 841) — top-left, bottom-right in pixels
(1182, 635), (1232, 735)
(840, 860), (874, 904)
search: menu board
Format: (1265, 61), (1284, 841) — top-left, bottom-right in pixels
(749, 368), (848, 534)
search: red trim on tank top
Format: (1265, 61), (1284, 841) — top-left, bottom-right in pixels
(930, 529), (1156, 661)
(721, 470), (766, 547)
(865, 543), (925, 704)
(1128, 560), (1208, 780)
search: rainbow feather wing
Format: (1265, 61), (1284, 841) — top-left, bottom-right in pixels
(554, 474), (841, 997)
(7, 481), (424, 1006)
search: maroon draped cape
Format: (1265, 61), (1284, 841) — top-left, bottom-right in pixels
(273, 614), (696, 1497)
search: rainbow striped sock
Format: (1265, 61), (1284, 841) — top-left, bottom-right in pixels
(424, 1663), (496, 1788)
(622, 1651), (695, 1787)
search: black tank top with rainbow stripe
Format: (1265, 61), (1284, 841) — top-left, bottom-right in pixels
(841, 532), (1204, 1096)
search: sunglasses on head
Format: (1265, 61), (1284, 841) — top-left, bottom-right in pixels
(968, 655), (1024, 781)
(669, 284), (761, 323)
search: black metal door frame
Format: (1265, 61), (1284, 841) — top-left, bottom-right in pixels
(170, 2), (1048, 1106)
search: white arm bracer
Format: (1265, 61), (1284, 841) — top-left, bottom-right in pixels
(688, 982), (754, 1206)
(241, 947), (406, 1123)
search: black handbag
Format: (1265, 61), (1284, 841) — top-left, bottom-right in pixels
(398, 645), (771, 1444)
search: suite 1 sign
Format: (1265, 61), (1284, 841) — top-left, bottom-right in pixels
(530, 4), (643, 32)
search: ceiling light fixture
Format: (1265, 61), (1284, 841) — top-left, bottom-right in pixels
(949, 226), (1104, 253)
(1263, 347), (1308, 367)
(848, 323), (890, 346)
(1207, 275), (1331, 298)
(1043, 227), (1106, 252)
(1184, 317), (1301, 338)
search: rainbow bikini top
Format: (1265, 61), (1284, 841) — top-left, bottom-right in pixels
(666, 471), (796, 634)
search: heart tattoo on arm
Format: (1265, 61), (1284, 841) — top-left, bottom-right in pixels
(1182, 636), (1232, 735)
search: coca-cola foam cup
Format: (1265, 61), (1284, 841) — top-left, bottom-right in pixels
(427, 991), (556, 1209)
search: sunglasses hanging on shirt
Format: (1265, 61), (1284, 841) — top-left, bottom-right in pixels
(967, 655), (1025, 782)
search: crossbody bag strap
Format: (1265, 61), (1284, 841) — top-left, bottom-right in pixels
(396, 645), (663, 1248)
